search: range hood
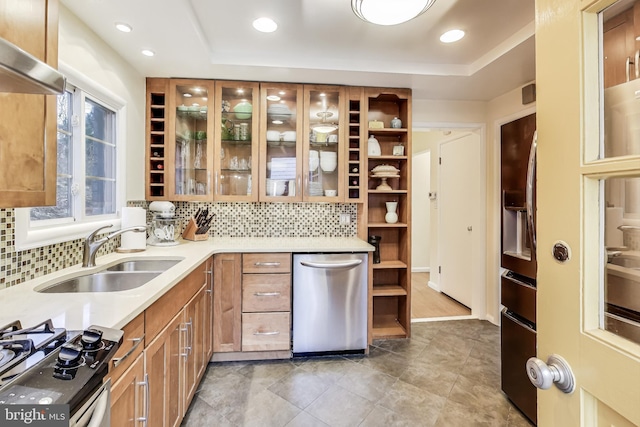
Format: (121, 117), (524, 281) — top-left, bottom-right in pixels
(0, 36), (65, 95)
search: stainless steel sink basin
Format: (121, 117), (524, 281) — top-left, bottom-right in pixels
(609, 256), (640, 269)
(38, 271), (161, 293)
(105, 259), (182, 272)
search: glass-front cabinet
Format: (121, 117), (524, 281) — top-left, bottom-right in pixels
(214, 81), (259, 201)
(303, 85), (346, 202)
(259, 83), (303, 201)
(169, 80), (215, 201)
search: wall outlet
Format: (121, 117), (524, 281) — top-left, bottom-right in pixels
(340, 213), (351, 225)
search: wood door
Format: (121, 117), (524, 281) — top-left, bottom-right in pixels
(536, 0), (640, 424)
(110, 354), (145, 427)
(145, 312), (183, 427)
(0, 0), (57, 207)
(438, 133), (480, 308)
(213, 253), (242, 352)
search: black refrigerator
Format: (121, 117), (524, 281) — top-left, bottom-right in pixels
(500, 113), (537, 425)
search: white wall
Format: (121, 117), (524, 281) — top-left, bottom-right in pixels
(411, 148), (430, 271)
(58, 6), (146, 201)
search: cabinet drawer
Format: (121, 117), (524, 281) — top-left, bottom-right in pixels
(243, 274), (291, 312)
(107, 313), (145, 383)
(242, 312), (291, 351)
(501, 273), (536, 324)
(242, 253), (291, 274)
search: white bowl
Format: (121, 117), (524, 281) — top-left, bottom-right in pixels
(266, 130), (281, 141)
(324, 189), (337, 197)
(282, 131), (297, 142)
(320, 159), (337, 172)
(266, 179), (286, 196)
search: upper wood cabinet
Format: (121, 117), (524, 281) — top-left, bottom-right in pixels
(0, 0), (59, 207)
(259, 83), (304, 201)
(214, 81), (260, 201)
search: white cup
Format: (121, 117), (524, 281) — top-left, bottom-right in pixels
(328, 134), (338, 143)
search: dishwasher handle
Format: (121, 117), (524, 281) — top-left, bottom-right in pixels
(299, 259), (363, 269)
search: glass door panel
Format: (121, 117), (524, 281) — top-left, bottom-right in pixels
(173, 81), (213, 200)
(260, 83), (302, 201)
(304, 86), (344, 201)
(215, 81), (259, 201)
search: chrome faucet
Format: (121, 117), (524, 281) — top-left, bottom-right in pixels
(82, 224), (147, 267)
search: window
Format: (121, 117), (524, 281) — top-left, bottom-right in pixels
(15, 67), (127, 250)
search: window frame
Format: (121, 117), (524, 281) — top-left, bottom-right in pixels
(15, 63), (128, 251)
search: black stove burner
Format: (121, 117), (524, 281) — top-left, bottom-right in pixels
(0, 320), (67, 383)
(0, 323), (123, 415)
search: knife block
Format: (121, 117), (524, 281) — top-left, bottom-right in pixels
(182, 218), (209, 241)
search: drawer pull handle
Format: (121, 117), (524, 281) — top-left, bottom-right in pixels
(254, 262), (281, 267)
(254, 292), (280, 297)
(253, 331), (280, 336)
(112, 335), (145, 368)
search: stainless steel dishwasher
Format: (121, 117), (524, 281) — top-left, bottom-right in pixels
(292, 253), (368, 356)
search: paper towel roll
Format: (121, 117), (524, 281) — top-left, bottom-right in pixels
(605, 207), (624, 248)
(119, 207), (147, 252)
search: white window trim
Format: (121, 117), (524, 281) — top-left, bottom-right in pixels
(15, 62), (128, 251)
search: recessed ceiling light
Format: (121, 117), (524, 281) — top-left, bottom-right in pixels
(440, 29), (465, 43)
(253, 17), (277, 33)
(115, 22), (132, 33)
(141, 49), (155, 57)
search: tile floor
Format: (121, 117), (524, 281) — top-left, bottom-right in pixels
(181, 320), (534, 427)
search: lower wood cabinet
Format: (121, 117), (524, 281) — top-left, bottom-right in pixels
(110, 354), (146, 427)
(146, 312), (183, 427)
(213, 252), (292, 361)
(109, 258), (213, 427)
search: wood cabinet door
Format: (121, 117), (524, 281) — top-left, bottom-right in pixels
(204, 257), (214, 361)
(145, 312), (183, 427)
(110, 354), (145, 427)
(0, 0), (58, 207)
(213, 253), (242, 352)
(183, 286), (206, 407)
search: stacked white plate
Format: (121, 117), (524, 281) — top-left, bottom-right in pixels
(308, 181), (323, 196)
(267, 104), (291, 121)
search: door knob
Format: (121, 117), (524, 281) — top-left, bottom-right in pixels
(526, 354), (575, 394)
(467, 226), (472, 231)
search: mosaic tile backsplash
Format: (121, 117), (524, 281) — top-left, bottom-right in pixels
(0, 202), (358, 288)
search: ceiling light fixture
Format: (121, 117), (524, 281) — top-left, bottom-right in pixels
(440, 29), (465, 43)
(351, 0), (436, 26)
(141, 49), (155, 57)
(115, 22), (132, 33)
(253, 17), (278, 33)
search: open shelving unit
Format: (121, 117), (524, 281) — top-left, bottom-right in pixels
(363, 88), (412, 340)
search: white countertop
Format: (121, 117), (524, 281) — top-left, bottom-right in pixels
(0, 237), (373, 331)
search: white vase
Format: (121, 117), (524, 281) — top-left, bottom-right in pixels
(385, 202), (398, 224)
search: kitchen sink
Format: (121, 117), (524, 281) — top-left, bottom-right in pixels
(105, 258), (182, 272)
(36, 257), (184, 293)
(609, 256), (640, 269)
(37, 271), (161, 293)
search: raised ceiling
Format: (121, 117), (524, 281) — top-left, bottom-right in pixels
(61, 0), (536, 101)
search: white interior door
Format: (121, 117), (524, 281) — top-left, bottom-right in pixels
(438, 133), (480, 308)
(536, 0), (640, 425)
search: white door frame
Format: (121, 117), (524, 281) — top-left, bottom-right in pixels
(413, 122), (487, 321)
